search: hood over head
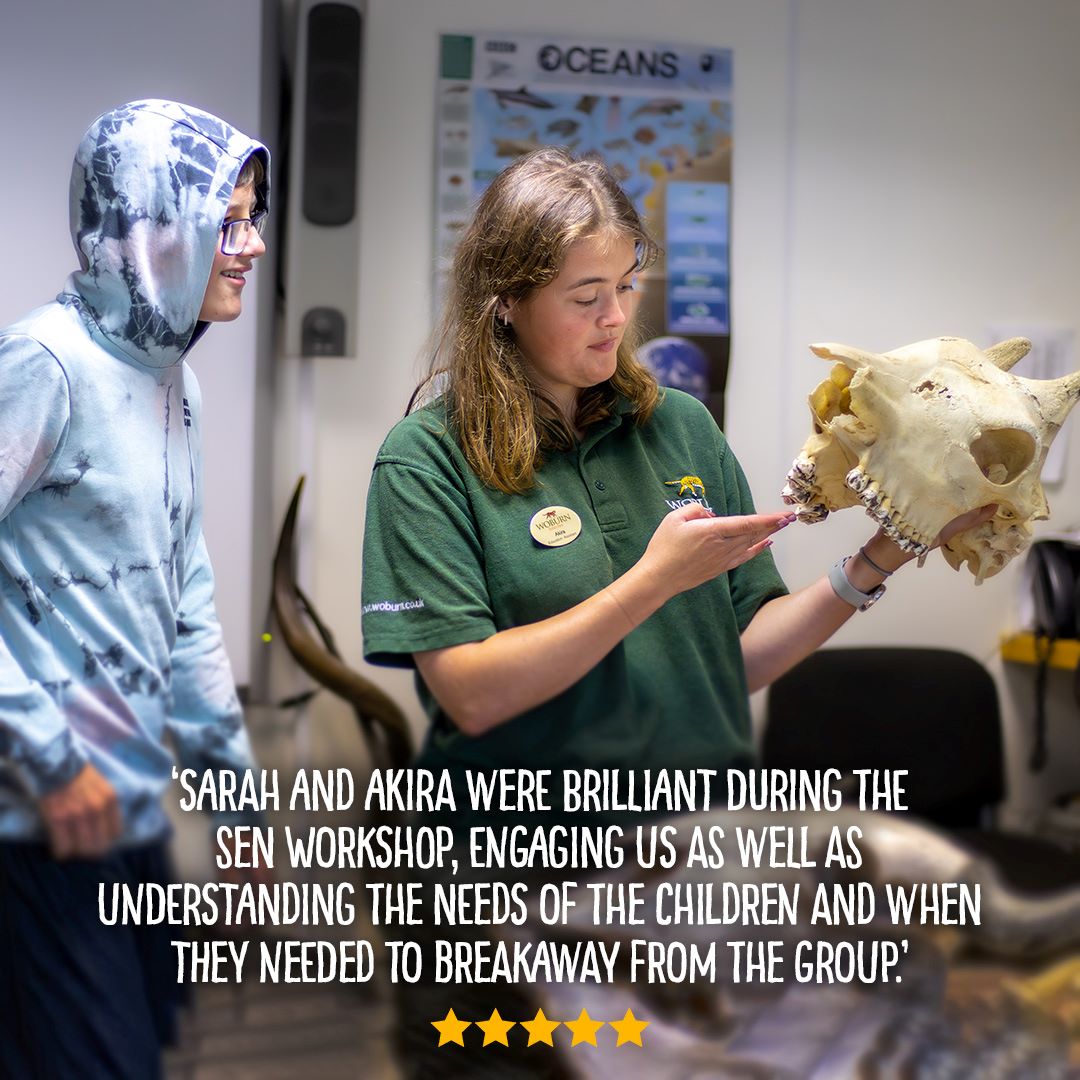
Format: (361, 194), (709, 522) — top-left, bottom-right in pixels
(68, 99), (270, 370)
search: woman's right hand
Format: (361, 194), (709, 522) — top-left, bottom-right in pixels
(637, 503), (796, 600)
(416, 503), (795, 736)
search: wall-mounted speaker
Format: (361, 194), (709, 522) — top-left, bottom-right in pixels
(283, 0), (363, 357)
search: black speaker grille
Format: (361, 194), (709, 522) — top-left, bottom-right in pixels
(302, 3), (361, 226)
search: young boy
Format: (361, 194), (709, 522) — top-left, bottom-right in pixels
(0, 99), (269, 1079)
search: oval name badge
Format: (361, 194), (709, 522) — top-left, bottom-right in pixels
(529, 505), (582, 548)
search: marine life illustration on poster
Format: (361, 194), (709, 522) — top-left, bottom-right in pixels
(435, 33), (734, 425)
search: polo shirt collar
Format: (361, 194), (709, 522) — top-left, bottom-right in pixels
(579, 394), (630, 454)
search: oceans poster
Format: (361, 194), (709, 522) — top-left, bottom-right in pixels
(435, 33), (734, 424)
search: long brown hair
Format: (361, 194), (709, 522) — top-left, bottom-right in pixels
(415, 147), (661, 494)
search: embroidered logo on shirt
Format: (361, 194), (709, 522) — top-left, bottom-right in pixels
(665, 475), (705, 497)
(664, 474), (712, 511)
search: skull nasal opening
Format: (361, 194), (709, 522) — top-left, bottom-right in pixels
(971, 428), (1036, 485)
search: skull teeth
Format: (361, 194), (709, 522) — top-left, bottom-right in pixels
(794, 503), (829, 523)
(783, 458), (818, 505)
(845, 467), (870, 494)
(847, 467), (930, 557)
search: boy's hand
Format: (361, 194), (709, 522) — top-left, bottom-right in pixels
(38, 763), (122, 858)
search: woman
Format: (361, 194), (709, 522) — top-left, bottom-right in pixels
(361, 146), (986, 823)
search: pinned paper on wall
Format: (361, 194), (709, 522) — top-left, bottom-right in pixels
(988, 325), (1077, 485)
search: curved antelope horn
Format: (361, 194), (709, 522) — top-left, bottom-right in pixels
(272, 476), (414, 768)
(985, 337), (1032, 371)
(810, 342), (883, 369)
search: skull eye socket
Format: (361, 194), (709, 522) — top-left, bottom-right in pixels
(971, 428), (1036, 485)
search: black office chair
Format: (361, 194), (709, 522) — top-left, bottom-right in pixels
(764, 646), (1080, 894)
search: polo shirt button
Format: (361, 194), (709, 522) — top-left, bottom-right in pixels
(594, 480), (607, 491)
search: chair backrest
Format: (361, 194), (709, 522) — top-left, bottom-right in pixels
(763, 647), (1005, 828)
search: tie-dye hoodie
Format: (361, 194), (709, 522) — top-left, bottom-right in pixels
(0, 100), (269, 844)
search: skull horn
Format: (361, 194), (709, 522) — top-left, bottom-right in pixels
(1017, 368), (1080, 428)
(985, 337), (1032, 371)
(810, 342), (881, 368)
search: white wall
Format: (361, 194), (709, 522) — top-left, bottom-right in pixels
(273, 0), (1080, 826)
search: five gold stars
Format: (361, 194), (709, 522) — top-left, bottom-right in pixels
(431, 1006), (649, 1049)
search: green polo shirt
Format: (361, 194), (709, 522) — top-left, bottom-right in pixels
(361, 388), (788, 824)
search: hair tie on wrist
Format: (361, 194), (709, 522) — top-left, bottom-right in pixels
(858, 545), (893, 578)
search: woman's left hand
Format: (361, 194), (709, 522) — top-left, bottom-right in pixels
(935, 503), (998, 549)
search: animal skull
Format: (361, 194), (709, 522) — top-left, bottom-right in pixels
(782, 336), (1080, 583)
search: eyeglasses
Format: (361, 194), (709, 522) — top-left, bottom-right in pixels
(220, 211), (268, 256)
